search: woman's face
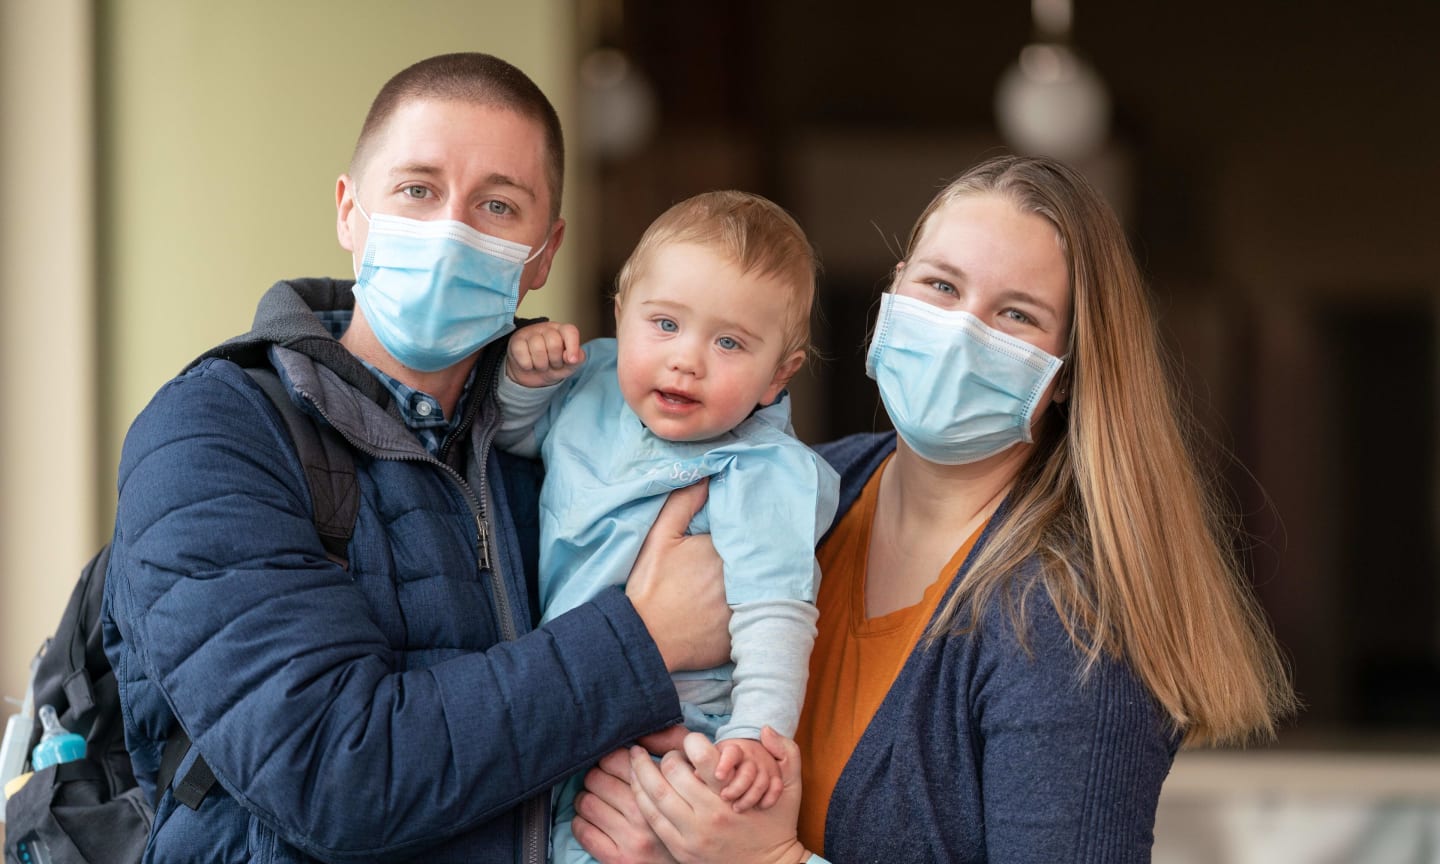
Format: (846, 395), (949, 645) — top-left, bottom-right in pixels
(894, 193), (1073, 417)
(895, 193), (1072, 356)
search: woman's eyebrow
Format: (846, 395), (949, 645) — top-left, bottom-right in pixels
(909, 255), (967, 282)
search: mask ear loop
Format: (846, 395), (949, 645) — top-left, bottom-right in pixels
(349, 188), (372, 280)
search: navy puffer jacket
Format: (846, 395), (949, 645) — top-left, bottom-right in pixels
(102, 279), (682, 863)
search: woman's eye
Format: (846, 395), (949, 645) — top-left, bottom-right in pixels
(1002, 308), (1036, 326)
(485, 200), (513, 216)
(717, 336), (740, 351)
(656, 318), (678, 333)
(929, 280), (957, 295)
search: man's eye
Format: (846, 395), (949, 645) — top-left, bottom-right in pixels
(485, 200), (513, 216)
(656, 318), (678, 332)
(402, 186), (429, 199)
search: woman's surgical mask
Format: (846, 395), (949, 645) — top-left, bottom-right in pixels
(350, 193), (548, 372)
(865, 292), (1064, 465)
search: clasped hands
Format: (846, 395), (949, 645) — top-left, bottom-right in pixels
(572, 726), (810, 864)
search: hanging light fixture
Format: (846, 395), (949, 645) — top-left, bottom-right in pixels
(995, 0), (1111, 163)
(579, 0), (658, 161)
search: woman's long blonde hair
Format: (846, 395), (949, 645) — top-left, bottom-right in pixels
(917, 156), (1297, 746)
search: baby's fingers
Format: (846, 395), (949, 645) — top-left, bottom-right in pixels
(728, 773), (773, 813)
(756, 774), (785, 810)
(719, 758), (758, 802)
(556, 322), (585, 365)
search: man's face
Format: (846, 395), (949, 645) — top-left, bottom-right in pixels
(335, 97), (565, 306)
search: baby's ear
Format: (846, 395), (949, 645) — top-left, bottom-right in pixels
(762, 350), (807, 405)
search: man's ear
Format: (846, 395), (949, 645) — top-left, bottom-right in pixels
(526, 218), (567, 291)
(336, 174), (357, 252)
(761, 350), (807, 406)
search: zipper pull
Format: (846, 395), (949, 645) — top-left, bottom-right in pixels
(477, 516), (493, 573)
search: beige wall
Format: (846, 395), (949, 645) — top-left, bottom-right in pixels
(0, 0), (97, 711)
(0, 0), (588, 704)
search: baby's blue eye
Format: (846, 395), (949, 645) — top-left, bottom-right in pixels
(717, 336), (739, 350)
(657, 318), (678, 332)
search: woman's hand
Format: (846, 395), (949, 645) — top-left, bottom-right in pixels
(626, 480), (731, 672)
(574, 747), (680, 864)
(627, 728), (811, 864)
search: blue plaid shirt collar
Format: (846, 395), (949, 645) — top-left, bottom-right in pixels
(316, 310), (477, 457)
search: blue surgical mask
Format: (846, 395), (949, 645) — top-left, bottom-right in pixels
(865, 292), (1064, 465)
(350, 195), (548, 372)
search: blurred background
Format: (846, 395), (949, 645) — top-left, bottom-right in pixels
(2, 0), (1437, 859)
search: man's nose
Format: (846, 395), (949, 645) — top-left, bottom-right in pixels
(443, 198), (473, 226)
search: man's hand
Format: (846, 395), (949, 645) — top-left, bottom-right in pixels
(506, 320), (585, 387)
(626, 481), (730, 673)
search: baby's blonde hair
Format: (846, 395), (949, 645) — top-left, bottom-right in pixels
(616, 191), (817, 358)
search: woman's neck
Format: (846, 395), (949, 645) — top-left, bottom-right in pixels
(878, 440), (1024, 539)
(864, 439), (1025, 618)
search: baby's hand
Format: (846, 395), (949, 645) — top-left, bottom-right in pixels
(506, 321), (585, 388)
(713, 736), (784, 812)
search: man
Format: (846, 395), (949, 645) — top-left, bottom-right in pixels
(102, 52), (728, 862)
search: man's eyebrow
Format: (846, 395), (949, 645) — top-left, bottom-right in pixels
(388, 162), (443, 178)
(387, 163), (537, 201)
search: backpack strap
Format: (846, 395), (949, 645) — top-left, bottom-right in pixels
(243, 366), (359, 569)
(155, 365), (360, 811)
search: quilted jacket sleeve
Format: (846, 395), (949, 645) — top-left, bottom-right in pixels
(105, 361), (681, 859)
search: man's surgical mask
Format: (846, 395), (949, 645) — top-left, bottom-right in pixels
(865, 292), (1064, 465)
(350, 194), (548, 373)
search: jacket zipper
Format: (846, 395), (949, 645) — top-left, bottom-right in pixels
(292, 357), (544, 860)
(457, 362), (546, 864)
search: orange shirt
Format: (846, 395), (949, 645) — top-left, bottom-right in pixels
(794, 457), (985, 854)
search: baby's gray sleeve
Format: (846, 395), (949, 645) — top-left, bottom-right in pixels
(493, 370), (561, 458)
(716, 597), (819, 741)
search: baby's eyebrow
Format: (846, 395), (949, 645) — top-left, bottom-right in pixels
(640, 298), (768, 345)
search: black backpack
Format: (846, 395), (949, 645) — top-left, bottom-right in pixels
(3, 366), (358, 864)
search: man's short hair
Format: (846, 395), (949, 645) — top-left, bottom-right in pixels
(351, 52), (565, 220)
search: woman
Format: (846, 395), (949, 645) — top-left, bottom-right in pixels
(572, 155), (1297, 863)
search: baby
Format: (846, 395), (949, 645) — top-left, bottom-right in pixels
(494, 190), (838, 862)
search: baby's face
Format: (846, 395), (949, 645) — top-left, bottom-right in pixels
(614, 241), (803, 442)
